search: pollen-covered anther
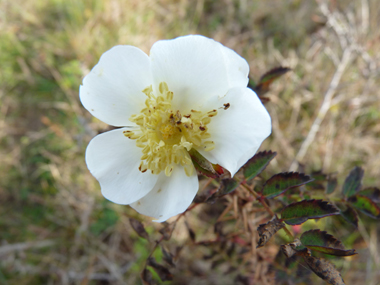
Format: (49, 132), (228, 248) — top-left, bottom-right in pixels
(127, 81), (218, 177)
(203, 141), (215, 151)
(207, 110), (217, 117)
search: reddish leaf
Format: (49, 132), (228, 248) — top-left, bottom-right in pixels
(358, 187), (380, 203)
(252, 66), (291, 96)
(340, 204), (358, 228)
(189, 148), (223, 178)
(303, 255), (345, 285)
(243, 150), (277, 181)
(259, 96), (270, 104)
(280, 199), (340, 225)
(261, 172), (313, 199)
(348, 195), (380, 219)
(129, 218), (149, 240)
(300, 230), (356, 256)
(342, 166), (364, 197)
(256, 217), (285, 248)
(147, 257), (173, 282)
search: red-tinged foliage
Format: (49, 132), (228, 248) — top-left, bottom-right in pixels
(358, 187), (380, 203)
(260, 172), (313, 198)
(243, 150), (277, 181)
(348, 194), (380, 219)
(250, 66), (291, 96)
(300, 230), (356, 256)
(280, 199), (340, 225)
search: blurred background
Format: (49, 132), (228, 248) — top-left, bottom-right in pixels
(1, 0), (379, 284)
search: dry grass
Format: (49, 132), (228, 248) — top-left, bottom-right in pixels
(0, 0), (379, 284)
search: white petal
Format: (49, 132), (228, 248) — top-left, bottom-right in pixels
(130, 166), (198, 222)
(80, 46), (151, 127)
(217, 41), (250, 88)
(197, 87), (271, 177)
(86, 128), (159, 204)
(150, 35), (249, 112)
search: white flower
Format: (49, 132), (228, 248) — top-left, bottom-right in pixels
(80, 35), (271, 222)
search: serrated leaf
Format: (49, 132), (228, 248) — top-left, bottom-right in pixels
(326, 175), (338, 194)
(261, 172), (313, 199)
(342, 166), (364, 197)
(280, 199), (340, 225)
(348, 195), (380, 219)
(303, 255), (345, 285)
(243, 150), (277, 181)
(251, 66), (291, 96)
(256, 217), (285, 248)
(300, 230), (356, 256)
(129, 218), (149, 240)
(340, 204), (358, 228)
(359, 187), (380, 203)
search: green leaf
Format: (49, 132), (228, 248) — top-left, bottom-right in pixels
(280, 199), (340, 225)
(206, 178), (239, 202)
(251, 66), (291, 96)
(189, 148), (223, 178)
(326, 175), (338, 194)
(348, 195), (380, 219)
(306, 170), (326, 190)
(261, 172), (313, 199)
(340, 204), (358, 228)
(300, 230), (356, 256)
(218, 178), (239, 196)
(358, 187), (380, 203)
(342, 166), (364, 197)
(243, 150), (277, 181)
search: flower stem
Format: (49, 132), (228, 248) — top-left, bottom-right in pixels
(241, 182), (293, 239)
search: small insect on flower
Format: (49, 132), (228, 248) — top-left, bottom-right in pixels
(80, 35), (271, 222)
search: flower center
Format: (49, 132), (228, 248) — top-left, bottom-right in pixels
(124, 82), (217, 177)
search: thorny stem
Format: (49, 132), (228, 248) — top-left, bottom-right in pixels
(240, 182), (294, 239)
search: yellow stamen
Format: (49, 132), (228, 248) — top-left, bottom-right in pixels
(125, 82), (219, 176)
